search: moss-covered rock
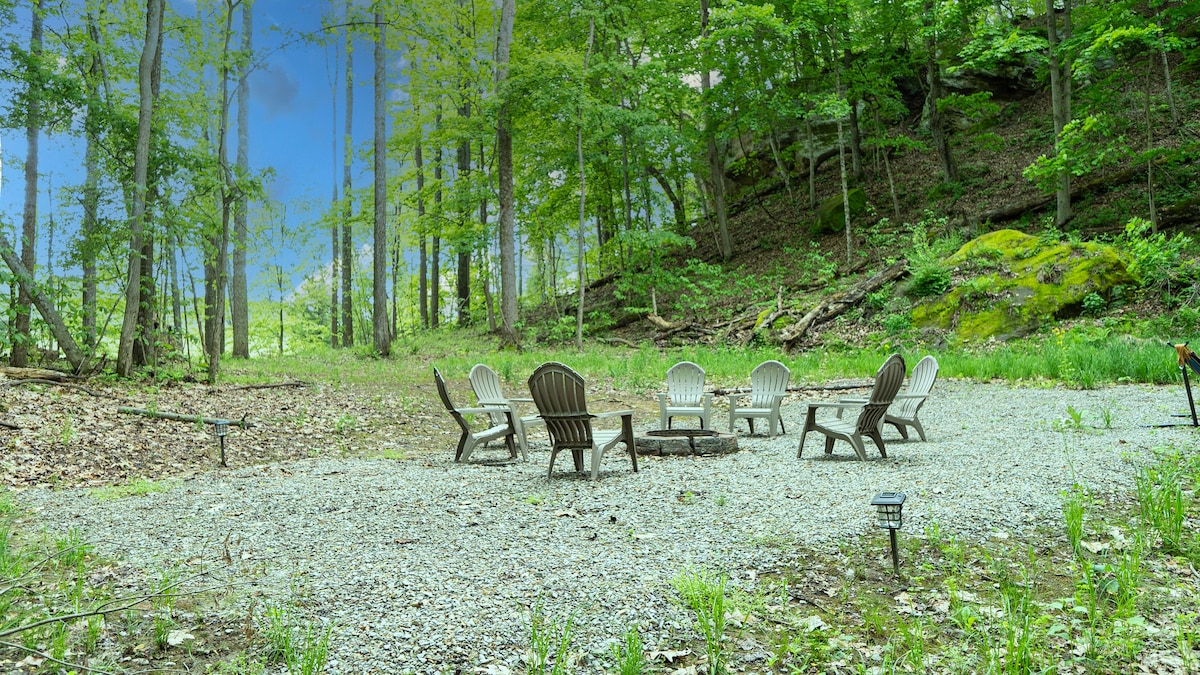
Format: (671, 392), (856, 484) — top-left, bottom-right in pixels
(812, 188), (866, 234)
(912, 229), (1134, 341)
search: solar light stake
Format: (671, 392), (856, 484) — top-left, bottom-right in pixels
(871, 492), (907, 575)
(213, 419), (230, 467)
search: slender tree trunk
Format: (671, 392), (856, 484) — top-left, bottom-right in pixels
(575, 19), (595, 351)
(647, 165), (686, 229)
(495, 0), (517, 345)
(456, 103), (471, 327)
(700, 0), (731, 261)
(1160, 35), (1178, 129)
(81, 12), (102, 350)
(231, 0), (252, 358)
(133, 20), (165, 369)
(0, 234), (84, 371)
(12, 0), (44, 368)
(372, 9), (389, 355)
(1046, 0), (1071, 226)
(432, 106), (443, 329)
(416, 137), (428, 328)
(341, 5), (354, 347)
(170, 239), (182, 343)
(1145, 55), (1159, 230)
(806, 118), (816, 208)
(117, 0), (164, 377)
(329, 26), (340, 348)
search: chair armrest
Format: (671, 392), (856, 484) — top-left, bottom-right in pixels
(894, 393), (928, 400)
(700, 392), (714, 403)
(838, 396), (868, 404)
(806, 401), (867, 411)
(508, 397), (535, 403)
(457, 406), (510, 416)
(656, 393), (668, 404)
(594, 410), (634, 419)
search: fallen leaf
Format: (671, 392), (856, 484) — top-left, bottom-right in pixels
(167, 630), (194, 646)
(649, 649), (690, 663)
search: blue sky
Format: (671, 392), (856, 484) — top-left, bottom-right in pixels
(0, 0), (387, 297)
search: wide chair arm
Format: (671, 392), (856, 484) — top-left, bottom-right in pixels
(594, 410), (634, 419)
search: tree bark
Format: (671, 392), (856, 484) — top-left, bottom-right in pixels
(0, 234), (84, 372)
(416, 134), (428, 328)
(341, 2), (354, 347)
(646, 165), (686, 230)
(495, 0), (518, 345)
(116, 0), (164, 378)
(1046, 0), (1072, 226)
(700, 0), (732, 261)
(576, 18), (595, 352)
(81, 11), (103, 350)
(231, 0), (252, 359)
(924, 5), (957, 184)
(456, 100), (472, 327)
(12, 0), (44, 368)
(432, 105), (443, 329)
(372, 8), (389, 355)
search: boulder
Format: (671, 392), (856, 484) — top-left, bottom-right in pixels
(812, 188), (867, 234)
(911, 229), (1134, 341)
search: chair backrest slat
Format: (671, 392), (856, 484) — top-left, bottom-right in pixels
(434, 367), (468, 431)
(666, 361), (706, 406)
(860, 354), (906, 432)
(749, 360), (791, 408)
(529, 362), (594, 447)
(891, 355), (938, 419)
(469, 364), (511, 426)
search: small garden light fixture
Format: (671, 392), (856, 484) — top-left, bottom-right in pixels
(213, 419), (230, 467)
(871, 491), (907, 575)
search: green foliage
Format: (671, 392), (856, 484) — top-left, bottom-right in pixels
(672, 568), (727, 675)
(611, 625), (645, 675)
(905, 220), (952, 299)
(1118, 217), (1196, 298)
(91, 477), (174, 501)
(1024, 114), (1119, 192)
(527, 597), (574, 675)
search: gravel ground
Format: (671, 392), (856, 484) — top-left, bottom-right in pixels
(14, 380), (1196, 673)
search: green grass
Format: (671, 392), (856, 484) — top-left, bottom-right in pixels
(91, 476), (175, 500)
(223, 321), (1183, 396)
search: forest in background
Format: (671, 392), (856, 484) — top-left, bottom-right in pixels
(1, 0), (1199, 384)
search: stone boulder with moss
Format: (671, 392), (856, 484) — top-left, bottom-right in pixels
(911, 229), (1134, 341)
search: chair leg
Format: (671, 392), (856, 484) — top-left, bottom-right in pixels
(668, 417), (673, 429)
(798, 429), (809, 458)
(849, 435), (869, 461)
(456, 432), (470, 462)
(886, 420), (909, 441)
(590, 445), (603, 481)
(505, 431), (519, 460)
(622, 415), (638, 473)
(748, 419), (755, 435)
(824, 435), (836, 455)
(866, 432), (887, 459)
(572, 449), (584, 472)
(910, 418), (927, 442)
(547, 448), (560, 478)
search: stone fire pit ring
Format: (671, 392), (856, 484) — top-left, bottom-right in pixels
(634, 429), (739, 456)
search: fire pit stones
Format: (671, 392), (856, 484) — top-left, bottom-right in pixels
(635, 429), (739, 456)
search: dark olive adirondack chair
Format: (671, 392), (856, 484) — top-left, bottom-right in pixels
(798, 354), (906, 460)
(527, 362), (637, 481)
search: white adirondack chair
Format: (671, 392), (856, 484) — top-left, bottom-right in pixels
(433, 367), (520, 463)
(469, 363), (544, 455)
(656, 361), (714, 430)
(728, 360), (791, 436)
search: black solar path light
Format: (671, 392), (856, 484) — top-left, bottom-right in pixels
(871, 491), (907, 575)
(213, 419), (230, 467)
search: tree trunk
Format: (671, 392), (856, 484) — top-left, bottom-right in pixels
(329, 27), (340, 348)
(576, 18), (595, 351)
(456, 103), (471, 327)
(416, 136), (428, 328)
(117, 0), (164, 378)
(495, 0), (517, 345)
(231, 0), (252, 359)
(81, 12), (102, 350)
(341, 3), (354, 347)
(647, 165), (686, 229)
(204, 1), (235, 384)
(924, 5), (957, 184)
(133, 20), (165, 369)
(838, 119), (853, 265)
(432, 106), (443, 330)
(372, 9), (389, 356)
(0, 234), (84, 372)
(12, 0), (44, 368)
(700, 0), (732, 261)
(1046, 0), (1072, 226)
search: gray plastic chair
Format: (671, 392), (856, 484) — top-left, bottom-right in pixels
(838, 355), (939, 441)
(728, 360), (791, 436)
(798, 354), (906, 460)
(527, 362), (637, 481)
(656, 361), (714, 430)
(469, 363), (544, 454)
(433, 367), (520, 462)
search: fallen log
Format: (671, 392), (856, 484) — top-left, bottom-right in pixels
(600, 337), (640, 348)
(117, 407), (253, 428)
(229, 381), (311, 391)
(779, 261), (908, 351)
(0, 366), (71, 381)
